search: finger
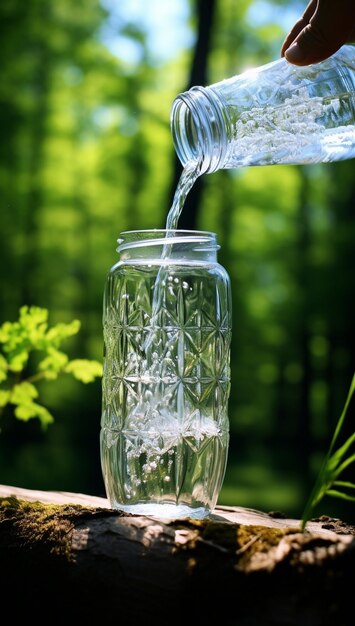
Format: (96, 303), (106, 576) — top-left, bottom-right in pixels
(281, 0), (318, 57)
(284, 0), (355, 66)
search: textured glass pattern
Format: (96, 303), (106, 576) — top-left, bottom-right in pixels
(101, 260), (231, 518)
(171, 45), (355, 171)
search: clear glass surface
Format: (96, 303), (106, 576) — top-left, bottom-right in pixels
(171, 45), (355, 171)
(100, 231), (232, 518)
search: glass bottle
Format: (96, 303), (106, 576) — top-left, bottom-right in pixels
(171, 44), (355, 173)
(100, 229), (232, 519)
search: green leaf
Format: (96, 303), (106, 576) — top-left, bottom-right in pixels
(325, 489), (355, 503)
(14, 401), (54, 428)
(38, 348), (69, 377)
(11, 375), (54, 428)
(19, 305), (48, 326)
(0, 306), (49, 356)
(0, 321), (14, 344)
(332, 453), (355, 478)
(0, 390), (10, 408)
(65, 359), (102, 383)
(327, 433), (355, 472)
(8, 350), (29, 372)
(45, 320), (81, 347)
(19, 305), (49, 347)
(10, 382), (39, 404)
(332, 480), (355, 490)
(329, 373), (355, 447)
(0, 354), (8, 382)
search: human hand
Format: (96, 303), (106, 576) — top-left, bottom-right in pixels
(281, 0), (355, 66)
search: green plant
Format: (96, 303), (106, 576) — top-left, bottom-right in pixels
(0, 305), (102, 429)
(301, 372), (355, 531)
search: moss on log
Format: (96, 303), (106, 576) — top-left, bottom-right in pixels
(0, 485), (354, 625)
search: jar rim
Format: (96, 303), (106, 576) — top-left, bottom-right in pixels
(118, 228), (216, 237)
(116, 229), (219, 253)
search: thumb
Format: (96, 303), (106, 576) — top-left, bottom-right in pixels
(284, 0), (355, 66)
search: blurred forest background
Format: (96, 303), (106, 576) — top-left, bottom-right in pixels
(0, 0), (354, 521)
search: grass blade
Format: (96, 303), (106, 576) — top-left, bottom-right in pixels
(325, 490), (355, 502)
(301, 372), (355, 531)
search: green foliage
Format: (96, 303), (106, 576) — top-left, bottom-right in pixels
(0, 306), (102, 429)
(301, 373), (355, 531)
(0, 0), (354, 512)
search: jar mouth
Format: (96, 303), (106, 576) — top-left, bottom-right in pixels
(117, 229), (219, 253)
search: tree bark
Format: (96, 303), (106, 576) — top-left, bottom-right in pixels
(0, 484), (354, 625)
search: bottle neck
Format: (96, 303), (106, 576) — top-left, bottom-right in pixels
(170, 86), (229, 174)
(116, 230), (219, 263)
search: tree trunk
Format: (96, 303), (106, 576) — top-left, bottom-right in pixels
(0, 484), (354, 625)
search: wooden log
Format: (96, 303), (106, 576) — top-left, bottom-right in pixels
(0, 484), (354, 625)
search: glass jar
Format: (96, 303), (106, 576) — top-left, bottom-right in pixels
(171, 44), (355, 173)
(100, 229), (232, 519)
